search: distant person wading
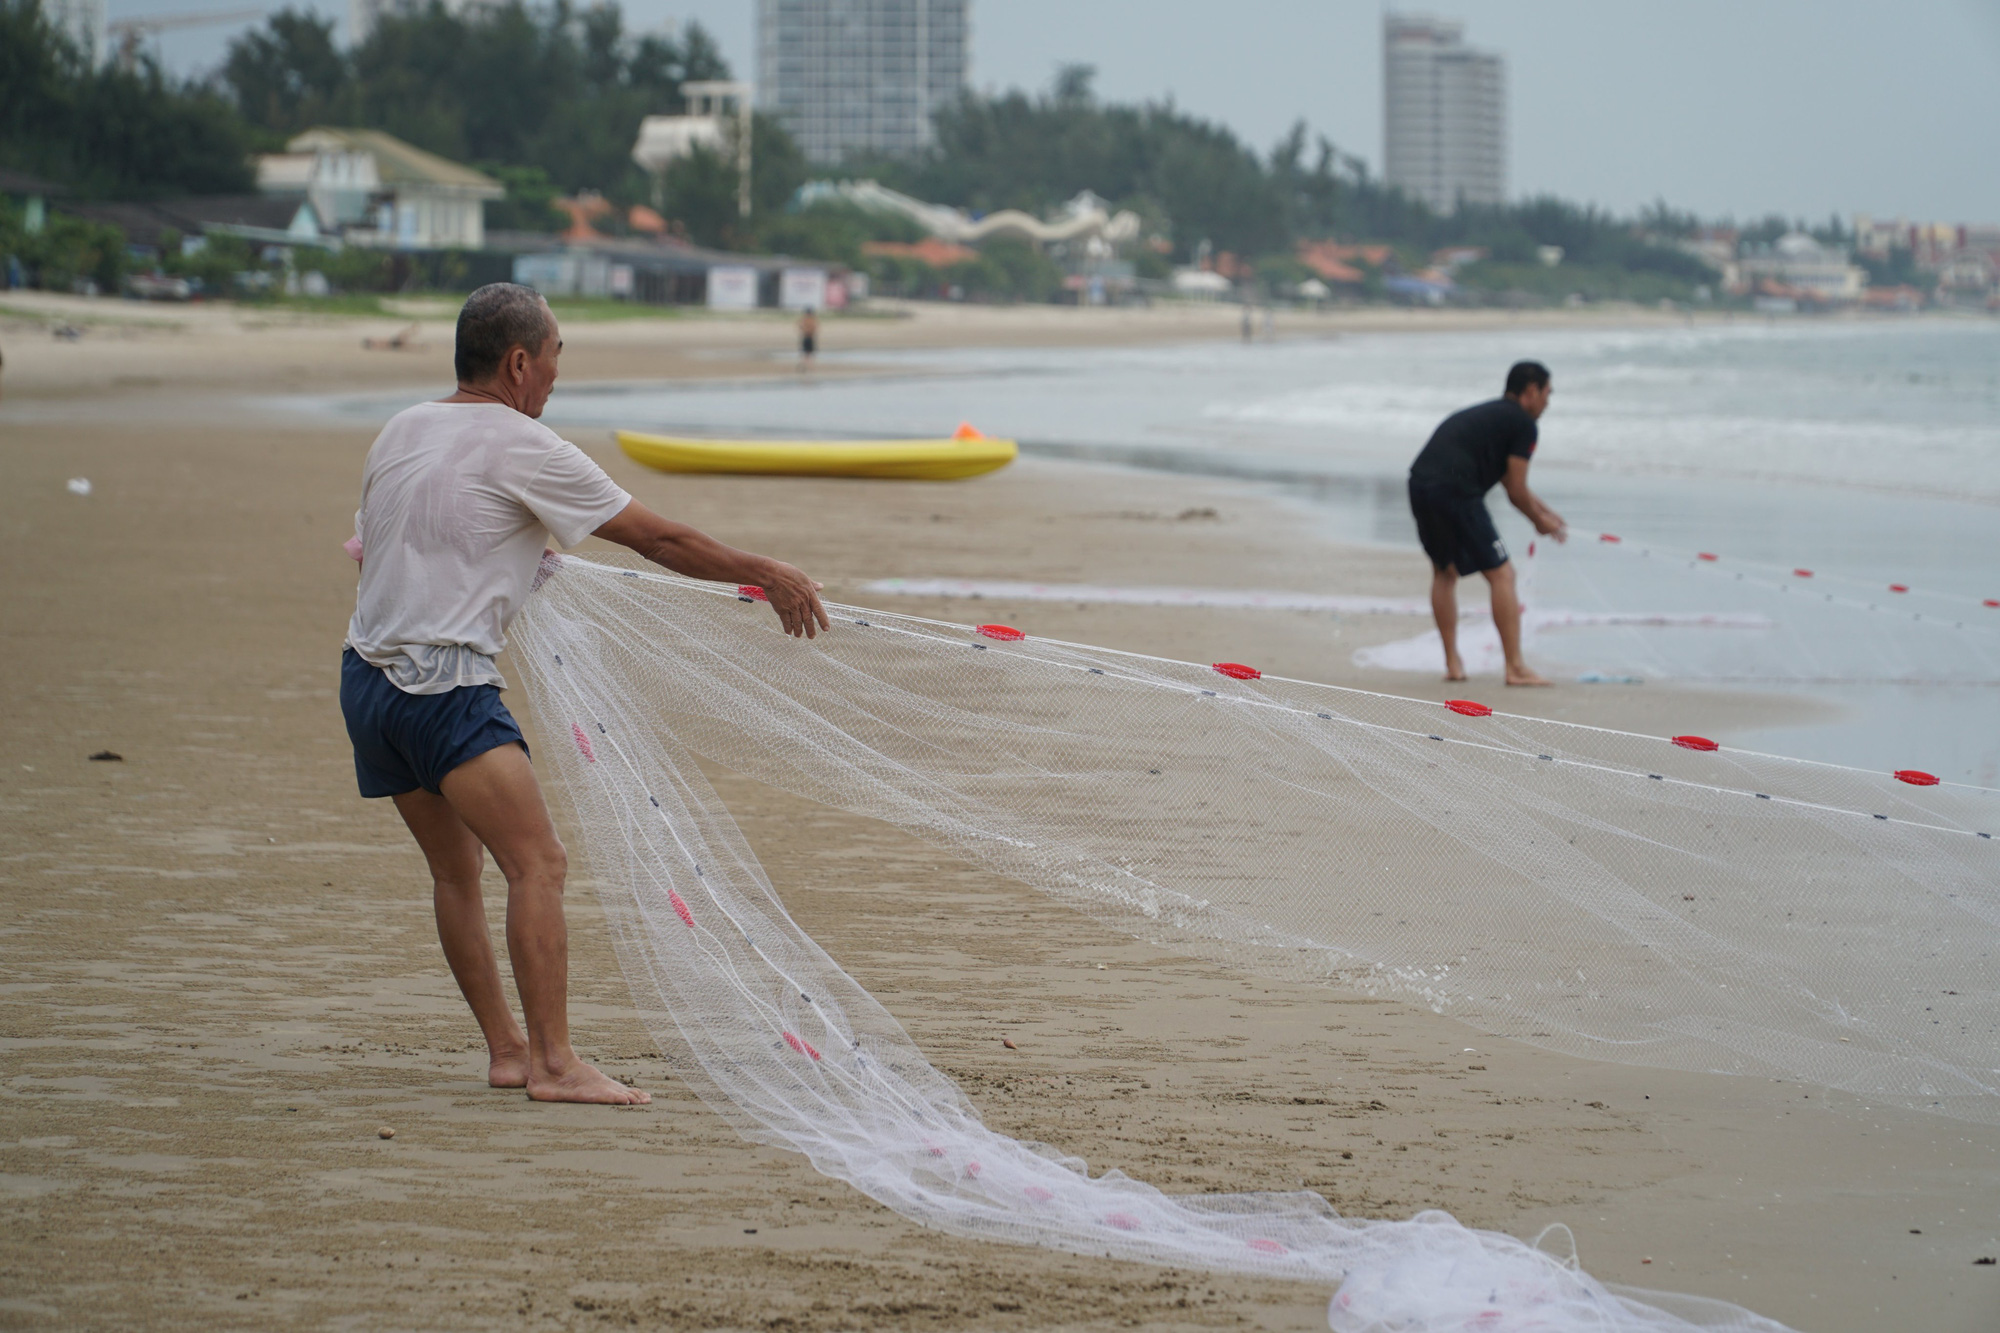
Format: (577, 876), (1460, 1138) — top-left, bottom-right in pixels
(339, 282), (828, 1105)
(1407, 361), (1568, 685)
(798, 306), (818, 372)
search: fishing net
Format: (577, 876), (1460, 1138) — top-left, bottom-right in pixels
(1367, 531), (2000, 687)
(511, 552), (1998, 1331)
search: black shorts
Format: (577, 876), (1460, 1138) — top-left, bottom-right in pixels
(800, 335), (816, 355)
(1408, 478), (1509, 575)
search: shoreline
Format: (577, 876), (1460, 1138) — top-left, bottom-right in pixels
(1, 311), (1995, 1331)
(4, 288), (1982, 403)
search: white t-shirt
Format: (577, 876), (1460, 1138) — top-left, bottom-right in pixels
(345, 401), (631, 693)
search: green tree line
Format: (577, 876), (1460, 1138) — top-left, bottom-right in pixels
(5, 3), (1728, 301)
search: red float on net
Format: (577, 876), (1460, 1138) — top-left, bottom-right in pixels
(1445, 699), (1493, 717)
(1985, 599), (1999, 609)
(669, 889), (694, 929)
(1793, 568), (1814, 578)
(1697, 552), (1719, 561)
(976, 623), (1025, 641)
(1672, 735), (1720, 752)
(572, 723), (596, 762)
(1894, 770), (1940, 787)
(783, 1031), (822, 1060)
(1889, 584), (1910, 594)
(737, 585), (769, 601)
(1213, 662), (1262, 680)
(1599, 533), (1622, 543)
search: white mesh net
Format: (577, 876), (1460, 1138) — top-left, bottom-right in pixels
(511, 552), (1999, 1331)
(1373, 532), (2000, 687)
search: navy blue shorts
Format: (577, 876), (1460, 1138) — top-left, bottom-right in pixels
(340, 648), (528, 798)
(1408, 478), (1509, 575)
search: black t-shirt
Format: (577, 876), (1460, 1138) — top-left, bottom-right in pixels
(1408, 398), (1538, 496)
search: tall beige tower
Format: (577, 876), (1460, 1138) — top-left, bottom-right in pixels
(757, 0), (969, 165)
(1383, 13), (1506, 215)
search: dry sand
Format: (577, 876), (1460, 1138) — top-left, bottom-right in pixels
(2, 297), (1996, 1332)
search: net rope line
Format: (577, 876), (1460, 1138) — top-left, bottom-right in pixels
(1579, 529), (2000, 619)
(1510, 533), (2000, 688)
(512, 553), (1815, 1332)
(612, 557), (1999, 807)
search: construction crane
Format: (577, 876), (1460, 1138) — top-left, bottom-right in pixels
(106, 7), (266, 72)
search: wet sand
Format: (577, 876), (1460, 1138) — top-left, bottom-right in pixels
(2, 299), (1996, 1332)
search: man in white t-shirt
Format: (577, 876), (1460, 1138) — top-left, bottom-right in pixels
(342, 283), (827, 1105)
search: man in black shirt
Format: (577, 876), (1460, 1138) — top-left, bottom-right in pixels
(1407, 360), (1568, 684)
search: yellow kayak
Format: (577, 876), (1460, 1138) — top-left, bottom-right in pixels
(616, 423), (1016, 481)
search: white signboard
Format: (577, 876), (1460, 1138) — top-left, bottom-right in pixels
(779, 266), (827, 311)
(707, 265), (758, 311)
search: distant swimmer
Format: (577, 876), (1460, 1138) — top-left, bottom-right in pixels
(1407, 360), (1567, 685)
(798, 306), (818, 372)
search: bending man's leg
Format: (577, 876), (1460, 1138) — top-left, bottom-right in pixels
(391, 787), (530, 1087)
(1482, 560), (1550, 687)
(1430, 564), (1466, 682)
(437, 743), (649, 1104)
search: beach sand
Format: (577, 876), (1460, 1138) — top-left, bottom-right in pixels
(2, 297), (1995, 1332)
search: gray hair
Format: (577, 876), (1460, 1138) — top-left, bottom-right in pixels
(455, 283), (552, 383)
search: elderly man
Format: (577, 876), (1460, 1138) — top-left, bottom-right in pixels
(342, 283), (826, 1104)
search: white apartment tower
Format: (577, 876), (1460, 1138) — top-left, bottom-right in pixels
(757, 0), (968, 165)
(1383, 14), (1506, 215)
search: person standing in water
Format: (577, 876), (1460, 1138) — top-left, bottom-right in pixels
(797, 306), (818, 372)
(1407, 360), (1567, 685)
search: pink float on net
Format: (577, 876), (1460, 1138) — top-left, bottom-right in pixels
(976, 623), (1026, 641)
(1212, 662), (1262, 681)
(783, 1031), (822, 1060)
(1445, 699), (1492, 717)
(572, 723), (596, 762)
(669, 889), (694, 928)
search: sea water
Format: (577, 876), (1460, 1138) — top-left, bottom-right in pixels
(328, 315), (2000, 781)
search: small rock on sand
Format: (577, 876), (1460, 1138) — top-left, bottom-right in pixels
(378, 1127), (396, 1139)
(1002, 1038), (1017, 1049)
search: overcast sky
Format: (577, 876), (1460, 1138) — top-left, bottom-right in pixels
(125, 0), (2000, 222)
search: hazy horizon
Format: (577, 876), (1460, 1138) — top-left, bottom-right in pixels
(106, 0), (2000, 224)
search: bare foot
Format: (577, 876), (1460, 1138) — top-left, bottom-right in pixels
(1505, 665), (1554, 687)
(488, 1046), (529, 1089)
(1443, 654), (1468, 682)
(527, 1058), (651, 1105)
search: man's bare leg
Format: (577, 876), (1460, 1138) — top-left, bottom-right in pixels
(1430, 565), (1466, 681)
(1484, 561), (1551, 686)
(392, 788), (531, 1087)
(434, 744), (649, 1104)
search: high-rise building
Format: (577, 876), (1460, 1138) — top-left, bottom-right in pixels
(757, 0), (969, 165)
(1382, 14), (1505, 215)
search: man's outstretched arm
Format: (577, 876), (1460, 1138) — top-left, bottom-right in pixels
(593, 500), (830, 638)
(1501, 457), (1567, 542)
